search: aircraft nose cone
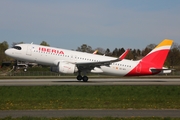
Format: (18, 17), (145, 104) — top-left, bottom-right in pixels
(5, 49), (10, 56)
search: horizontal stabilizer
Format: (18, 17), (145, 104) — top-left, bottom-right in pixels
(150, 68), (173, 74)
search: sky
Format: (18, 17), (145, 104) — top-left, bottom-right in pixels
(0, 0), (180, 51)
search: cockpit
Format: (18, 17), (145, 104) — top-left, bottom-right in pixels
(12, 46), (22, 50)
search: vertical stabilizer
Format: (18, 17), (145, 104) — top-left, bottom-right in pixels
(141, 39), (173, 68)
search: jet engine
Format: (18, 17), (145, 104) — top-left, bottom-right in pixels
(51, 62), (78, 74)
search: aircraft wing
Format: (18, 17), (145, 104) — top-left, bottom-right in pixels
(74, 59), (119, 71)
(53, 49), (130, 72)
(119, 49), (130, 60)
(73, 49), (130, 71)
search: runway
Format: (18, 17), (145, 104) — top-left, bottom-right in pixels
(0, 110), (180, 118)
(0, 78), (180, 86)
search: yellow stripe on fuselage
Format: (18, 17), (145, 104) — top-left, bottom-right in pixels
(155, 39), (173, 49)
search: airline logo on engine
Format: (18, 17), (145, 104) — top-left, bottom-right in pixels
(39, 47), (64, 54)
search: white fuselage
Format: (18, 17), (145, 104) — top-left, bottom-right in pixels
(5, 44), (139, 76)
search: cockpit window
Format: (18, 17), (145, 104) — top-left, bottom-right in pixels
(13, 46), (22, 50)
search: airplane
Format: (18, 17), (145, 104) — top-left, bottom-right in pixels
(5, 39), (173, 82)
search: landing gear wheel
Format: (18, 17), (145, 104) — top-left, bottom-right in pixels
(82, 76), (88, 82)
(77, 75), (82, 81)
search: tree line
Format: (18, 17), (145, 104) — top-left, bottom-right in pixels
(1, 41), (180, 69)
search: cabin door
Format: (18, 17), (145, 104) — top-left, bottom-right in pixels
(26, 45), (32, 56)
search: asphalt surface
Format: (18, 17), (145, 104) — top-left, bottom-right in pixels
(0, 78), (180, 86)
(0, 110), (180, 118)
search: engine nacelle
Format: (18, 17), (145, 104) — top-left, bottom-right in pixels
(51, 62), (78, 74)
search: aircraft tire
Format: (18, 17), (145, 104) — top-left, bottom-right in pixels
(77, 75), (82, 81)
(82, 76), (88, 82)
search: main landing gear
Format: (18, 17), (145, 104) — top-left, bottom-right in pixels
(76, 75), (89, 82)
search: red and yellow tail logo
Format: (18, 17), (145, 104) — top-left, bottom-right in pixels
(142, 39), (173, 68)
(126, 39), (173, 76)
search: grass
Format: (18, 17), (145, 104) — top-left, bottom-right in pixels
(0, 86), (180, 110)
(1, 117), (180, 120)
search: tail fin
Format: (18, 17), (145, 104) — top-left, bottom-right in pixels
(141, 39), (173, 68)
